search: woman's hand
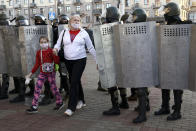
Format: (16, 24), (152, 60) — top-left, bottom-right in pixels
(53, 48), (58, 56)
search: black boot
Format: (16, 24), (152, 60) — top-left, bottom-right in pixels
(154, 89), (170, 115)
(10, 77), (26, 103)
(9, 77), (20, 94)
(9, 95), (25, 103)
(119, 95), (129, 109)
(133, 88), (147, 123)
(9, 89), (18, 94)
(128, 88), (137, 101)
(119, 88), (129, 109)
(167, 90), (183, 121)
(0, 74), (9, 100)
(0, 95), (8, 100)
(103, 87), (120, 115)
(134, 97), (150, 112)
(97, 80), (107, 92)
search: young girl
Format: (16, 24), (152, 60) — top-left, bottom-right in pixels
(26, 36), (63, 114)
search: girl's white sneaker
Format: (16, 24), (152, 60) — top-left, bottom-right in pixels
(64, 109), (73, 116)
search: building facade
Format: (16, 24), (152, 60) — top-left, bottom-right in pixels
(0, 0), (191, 25)
(189, 0), (196, 23)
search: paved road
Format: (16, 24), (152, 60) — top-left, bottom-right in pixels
(0, 54), (196, 131)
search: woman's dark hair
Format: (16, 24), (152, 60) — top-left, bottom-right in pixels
(39, 36), (49, 42)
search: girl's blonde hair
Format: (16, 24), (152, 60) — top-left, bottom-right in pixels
(39, 36), (49, 42)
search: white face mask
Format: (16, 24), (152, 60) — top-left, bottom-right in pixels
(71, 23), (80, 29)
(40, 43), (48, 49)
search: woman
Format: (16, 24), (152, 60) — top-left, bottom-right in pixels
(53, 14), (96, 116)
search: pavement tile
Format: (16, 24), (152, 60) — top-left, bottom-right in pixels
(0, 55), (196, 131)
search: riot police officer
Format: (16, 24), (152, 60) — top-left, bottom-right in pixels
(154, 2), (184, 121)
(9, 15), (30, 103)
(127, 8), (150, 123)
(15, 16), (35, 98)
(121, 13), (138, 101)
(102, 7), (129, 116)
(59, 14), (69, 24)
(52, 18), (59, 47)
(0, 13), (10, 100)
(56, 14), (70, 100)
(34, 14), (47, 25)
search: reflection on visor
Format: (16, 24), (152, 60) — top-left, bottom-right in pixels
(18, 20), (29, 26)
(158, 5), (165, 15)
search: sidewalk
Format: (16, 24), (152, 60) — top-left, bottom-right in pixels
(0, 54), (196, 131)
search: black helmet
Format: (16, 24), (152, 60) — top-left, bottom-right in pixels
(106, 6), (120, 23)
(132, 8), (147, 22)
(121, 12), (129, 23)
(34, 14), (47, 25)
(0, 13), (9, 25)
(0, 13), (8, 20)
(59, 14), (69, 24)
(164, 2), (180, 16)
(15, 15), (29, 26)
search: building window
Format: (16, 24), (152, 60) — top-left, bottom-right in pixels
(144, 0), (148, 5)
(86, 16), (90, 23)
(58, 7), (62, 15)
(66, 6), (70, 12)
(24, 0), (28, 5)
(134, 0), (140, 3)
(17, 10), (21, 15)
(1, 0), (4, 5)
(106, 3), (111, 8)
(49, 0), (54, 3)
(32, 9), (36, 14)
(40, 8), (44, 14)
(40, 0), (44, 4)
(24, 9), (28, 15)
(96, 4), (101, 9)
(96, 16), (99, 22)
(16, 0), (21, 4)
(125, 0), (130, 7)
(9, 0), (13, 6)
(86, 5), (91, 11)
(76, 6), (80, 11)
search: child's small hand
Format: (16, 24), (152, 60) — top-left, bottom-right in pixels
(25, 73), (32, 85)
(53, 48), (58, 56)
(26, 73), (32, 79)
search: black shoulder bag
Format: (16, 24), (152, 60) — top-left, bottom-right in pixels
(58, 30), (66, 61)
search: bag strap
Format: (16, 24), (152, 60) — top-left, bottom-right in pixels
(40, 49), (43, 64)
(60, 30), (66, 49)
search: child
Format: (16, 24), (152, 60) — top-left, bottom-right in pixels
(26, 36), (63, 114)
